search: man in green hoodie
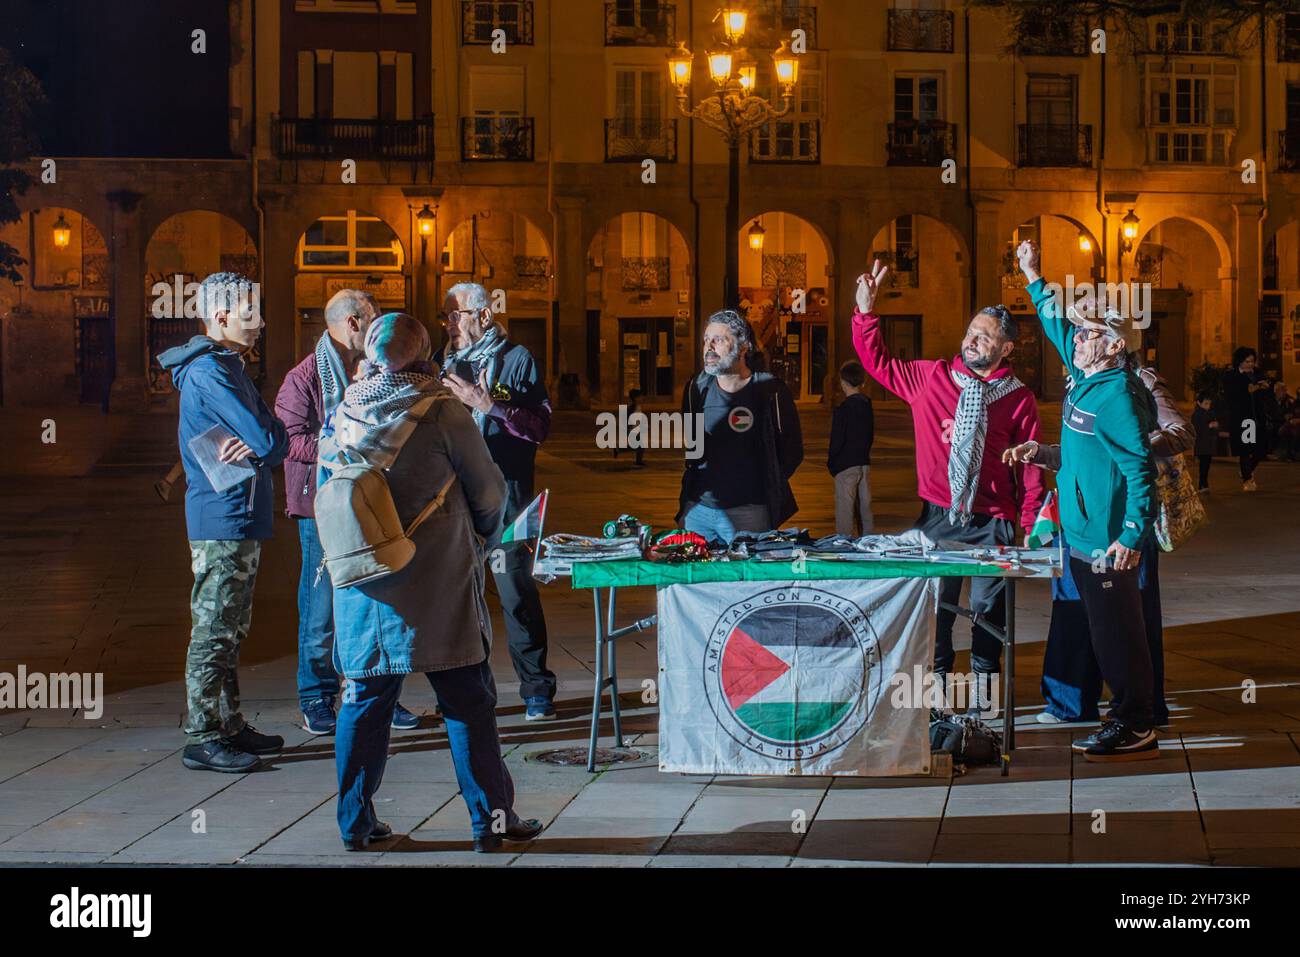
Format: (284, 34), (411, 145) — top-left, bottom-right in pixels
(1017, 239), (1160, 762)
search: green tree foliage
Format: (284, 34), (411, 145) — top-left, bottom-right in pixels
(0, 47), (46, 284)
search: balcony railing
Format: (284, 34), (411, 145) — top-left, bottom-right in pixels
(887, 119), (956, 166)
(605, 118), (678, 161)
(1279, 129), (1300, 171)
(621, 257), (671, 291)
(1018, 124), (1093, 167)
(1018, 16), (1089, 56)
(887, 9), (954, 53)
(461, 116), (535, 161)
(749, 4), (817, 48)
(750, 118), (820, 163)
(461, 1), (534, 45)
(272, 116), (435, 161)
(604, 2), (675, 46)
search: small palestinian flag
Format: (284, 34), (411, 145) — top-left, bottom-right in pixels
(1027, 490), (1060, 548)
(501, 490), (547, 545)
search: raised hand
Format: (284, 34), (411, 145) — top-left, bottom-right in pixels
(855, 258), (890, 315)
(1001, 441), (1040, 465)
(1017, 239), (1041, 283)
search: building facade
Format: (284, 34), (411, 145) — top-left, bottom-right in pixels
(6, 0), (1300, 409)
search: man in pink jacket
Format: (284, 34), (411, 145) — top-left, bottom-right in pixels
(852, 260), (1046, 715)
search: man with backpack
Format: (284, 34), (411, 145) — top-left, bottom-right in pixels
(436, 282), (558, 722)
(158, 273), (289, 773)
(275, 288), (421, 736)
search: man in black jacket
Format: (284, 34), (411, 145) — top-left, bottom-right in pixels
(676, 309), (803, 543)
(828, 360), (875, 537)
(437, 282), (558, 721)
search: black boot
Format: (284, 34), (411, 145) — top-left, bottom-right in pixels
(473, 818), (544, 853)
(227, 725), (284, 755)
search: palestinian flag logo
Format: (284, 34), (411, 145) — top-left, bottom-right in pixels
(703, 587), (880, 760)
(728, 407), (754, 433)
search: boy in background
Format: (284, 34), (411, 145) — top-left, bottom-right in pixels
(828, 360), (875, 537)
(1191, 391), (1219, 492)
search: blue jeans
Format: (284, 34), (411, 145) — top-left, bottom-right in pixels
(335, 660), (519, 842)
(296, 518), (340, 708)
(682, 502), (771, 545)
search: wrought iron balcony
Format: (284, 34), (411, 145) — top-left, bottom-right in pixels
(750, 119), (820, 164)
(1018, 124), (1093, 167)
(604, 1), (675, 46)
(461, 116), (535, 161)
(1017, 15), (1089, 56)
(461, 0), (534, 45)
(886, 119), (955, 167)
(749, 4), (817, 48)
(1278, 129), (1300, 171)
(621, 257), (671, 291)
(887, 9), (954, 53)
(605, 118), (678, 162)
(272, 116), (435, 161)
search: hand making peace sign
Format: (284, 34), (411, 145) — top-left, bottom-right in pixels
(855, 258), (890, 315)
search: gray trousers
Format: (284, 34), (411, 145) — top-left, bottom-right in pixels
(833, 466), (874, 538)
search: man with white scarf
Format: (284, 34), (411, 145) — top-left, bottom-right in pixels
(851, 259), (1046, 716)
(435, 282), (558, 722)
(275, 289), (420, 736)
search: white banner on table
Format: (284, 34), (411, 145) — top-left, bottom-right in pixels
(657, 578), (937, 776)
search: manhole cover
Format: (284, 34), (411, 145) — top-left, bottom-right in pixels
(528, 747), (648, 766)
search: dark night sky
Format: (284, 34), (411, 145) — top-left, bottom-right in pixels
(3, 0), (233, 158)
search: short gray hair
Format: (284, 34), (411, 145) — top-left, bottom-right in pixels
(325, 288), (376, 326)
(198, 272), (257, 321)
(446, 282), (491, 313)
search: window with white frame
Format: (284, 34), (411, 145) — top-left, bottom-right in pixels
(298, 211), (404, 270)
(752, 58), (822, 161)
(1145, 59), (1236, 164)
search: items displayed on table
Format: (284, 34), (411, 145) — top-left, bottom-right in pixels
(647, 529), (711, 564)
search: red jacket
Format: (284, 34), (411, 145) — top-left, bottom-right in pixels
(273, 351), (324, 519)
(851, 309), (1046, 533)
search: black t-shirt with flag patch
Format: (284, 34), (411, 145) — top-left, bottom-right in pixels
(691, 377), (767, 509)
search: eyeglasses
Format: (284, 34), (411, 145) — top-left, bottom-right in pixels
(440, 309), (477, 323)
(1073, 327), (1112, 342)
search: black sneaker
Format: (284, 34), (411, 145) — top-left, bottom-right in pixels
(473, 818), (544, 853)
(343, 820), (395, 852)
(182, 740), (261, 773)
(1070, 725), (1105, 752)
(227, 725), (284, 755)
(302, 699), (337, 736)
(1080, 721), (1159, 762)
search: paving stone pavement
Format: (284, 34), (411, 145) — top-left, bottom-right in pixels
(0, 402), (1298, 866)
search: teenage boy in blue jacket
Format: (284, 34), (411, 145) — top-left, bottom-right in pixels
(159, 273), (289, 773)
(1016, 241), (1161, 762)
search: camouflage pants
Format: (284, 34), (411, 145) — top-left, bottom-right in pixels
(185, 540), (262, 744)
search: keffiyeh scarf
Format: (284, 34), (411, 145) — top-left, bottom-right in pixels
(314, 333), (350, 487)
(318, 371), (447, 474)
(443, 324), (508, 430)
(947, 368), (1024, 526)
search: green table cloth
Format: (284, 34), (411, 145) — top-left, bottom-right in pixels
(569, 558), (1008, 589)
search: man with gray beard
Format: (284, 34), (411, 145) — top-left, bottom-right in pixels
(676, 309), (803, 544)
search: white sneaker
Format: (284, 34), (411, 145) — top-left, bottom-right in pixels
(1243, 479), (1257, 492)
(1035, 711), (1063, 724)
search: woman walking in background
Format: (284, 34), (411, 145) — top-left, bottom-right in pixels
(1223, 347), (1269, 491)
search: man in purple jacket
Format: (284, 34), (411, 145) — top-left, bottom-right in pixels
(274, 288), (418, 735)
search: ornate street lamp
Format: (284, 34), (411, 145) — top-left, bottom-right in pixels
(747, 218), (766, 251)
(416, 203), (437, 237)
(1078, 233), (1092, 253)
(669, 9), (800, 307)
(51, 213), (72, 250)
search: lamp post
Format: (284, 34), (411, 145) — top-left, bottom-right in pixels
(669, 9), (799, 308)
(416, 202), (437, 320)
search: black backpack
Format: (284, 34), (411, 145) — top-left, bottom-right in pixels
(929, 711), (1002, 767)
